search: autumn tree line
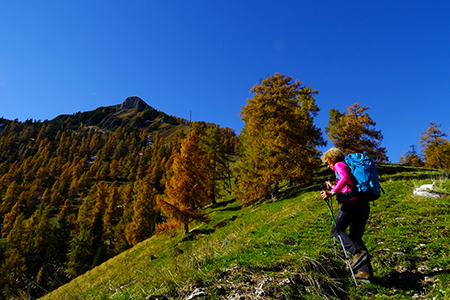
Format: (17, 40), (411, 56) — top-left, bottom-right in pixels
(0, 73), (447, 298)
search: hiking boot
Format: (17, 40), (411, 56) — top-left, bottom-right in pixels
(354, 271), (372, 283)
(351, 250), (369, 270)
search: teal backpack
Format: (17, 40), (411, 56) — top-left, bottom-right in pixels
(344, 153), (383, 201)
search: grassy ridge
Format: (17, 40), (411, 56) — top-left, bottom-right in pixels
(42, 165), (450, 299)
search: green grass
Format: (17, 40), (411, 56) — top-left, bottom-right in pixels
(41, 166), (450, 299)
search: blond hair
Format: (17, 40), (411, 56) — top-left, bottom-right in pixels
(321, 148), (346, 164)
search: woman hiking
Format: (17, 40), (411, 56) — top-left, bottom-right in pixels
(320, 147), (373, 282)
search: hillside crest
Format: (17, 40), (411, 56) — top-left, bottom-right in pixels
(118, 96), (150, 111)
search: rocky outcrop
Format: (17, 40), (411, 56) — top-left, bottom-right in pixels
(118, 96), (150, 112)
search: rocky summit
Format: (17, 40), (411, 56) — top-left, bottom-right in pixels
(119, 96), (150, 112)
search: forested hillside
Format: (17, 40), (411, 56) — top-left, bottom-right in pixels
(0, 97), (238, 299)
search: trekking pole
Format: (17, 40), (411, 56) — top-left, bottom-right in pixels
(330, 199), (338, 262)
(333, 236), (338, 261)
(324, 181), (338, 262)
(324, 197), (358, 287)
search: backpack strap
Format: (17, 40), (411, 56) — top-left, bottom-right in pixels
(333, 163), (357, 204)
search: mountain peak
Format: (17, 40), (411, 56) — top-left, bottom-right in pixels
(119, 96), (150, 112)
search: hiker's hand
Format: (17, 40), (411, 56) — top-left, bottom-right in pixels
(325, 180), (334, 189)
(321, 190), (331, 199)
(321, 190), (335, 199)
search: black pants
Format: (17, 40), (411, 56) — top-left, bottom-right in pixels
(331, 198), (372, 271)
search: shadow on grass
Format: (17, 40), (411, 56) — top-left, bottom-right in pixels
(208, 197), (242, 212)
(181, 228), (216, 242)
(275, 166), (336, 202)
(210, 198), (237, 209)
(214, 215), (238, 229)
(213, 198), (242, 212)
(370, 269), (450, 292)
(278, 183), (323, 202)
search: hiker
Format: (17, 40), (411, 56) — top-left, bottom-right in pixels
(320, 147), (373, 282)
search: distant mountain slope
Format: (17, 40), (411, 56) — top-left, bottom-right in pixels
(51, 96), (185, 132)
(0, 95), (238, 299)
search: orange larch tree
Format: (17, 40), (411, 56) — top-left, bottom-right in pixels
(237, 73), (325, 205)
(419, 121), (450, 169)
(156, 132), (210, 236)
(325, 102), (388, 162)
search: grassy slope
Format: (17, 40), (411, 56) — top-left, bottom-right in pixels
(42, 164), (450, 300)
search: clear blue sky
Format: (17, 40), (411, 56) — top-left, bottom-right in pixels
(1, 1), (450, 162)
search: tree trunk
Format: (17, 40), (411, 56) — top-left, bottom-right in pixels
(287, 177), (292, 187)
(184, 223), (189, 236)
(271, 183), (279, 202)
(226, 159), (233, 195)
(211, 185), (217, 205)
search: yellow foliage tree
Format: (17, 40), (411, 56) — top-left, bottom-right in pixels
(0, 181), (21, 216)
(325, 102), (388, 162)
(237, 73), (325, 205)
(1, 201), (21, 238)
(399, 145), (424, 167)
(156, 132), (210, 236)
(419, 121), (450, 169)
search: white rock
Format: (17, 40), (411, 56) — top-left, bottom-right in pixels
(186, 288), (207, 300)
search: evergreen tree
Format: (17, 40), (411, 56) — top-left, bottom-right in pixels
(0, 213), (27, 296)
(148, 133), (167, 193)
(19, 204), (52, 297)
(28, 204), (52, 268)
(103, 182), (122, 248)
(113, 185), (134, 252)
(201, 125), (232, 204)
(90, 181), (109, 267)
(125, 179), (157, 245)
(66, 189), (97, 278)
(37, 199), (75, 291)
(219, 127), (238, 194)
(66, 227), (94, 278)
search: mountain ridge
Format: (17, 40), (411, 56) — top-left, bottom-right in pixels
(49, 96), (184, 131)
(118, 96), (151, 111)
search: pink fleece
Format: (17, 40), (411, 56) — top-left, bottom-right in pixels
(331, 162), (354, 194)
